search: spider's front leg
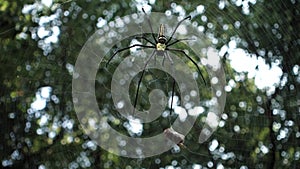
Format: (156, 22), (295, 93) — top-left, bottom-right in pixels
(106, 44), (155, 67)
(134, 34), (156, 46)
(166, 38), (196, 47)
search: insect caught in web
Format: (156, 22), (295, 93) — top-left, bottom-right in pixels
(106, 8), (206, 116)
(164, 127), (211, 162)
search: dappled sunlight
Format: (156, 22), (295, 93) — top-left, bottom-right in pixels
(223, 41), (283, 94)
(124, 118), (143, 136)
(1, 0), (299, 168)
(30, 86), (52, 111)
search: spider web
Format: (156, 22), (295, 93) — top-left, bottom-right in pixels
(1, 0), (299, 169)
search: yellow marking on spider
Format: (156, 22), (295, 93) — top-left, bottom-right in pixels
(156, 43), (166, 51)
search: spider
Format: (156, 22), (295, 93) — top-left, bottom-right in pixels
(106, 8), (206, 116)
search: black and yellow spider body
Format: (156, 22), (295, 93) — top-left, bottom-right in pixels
(156, 24), (167, 55)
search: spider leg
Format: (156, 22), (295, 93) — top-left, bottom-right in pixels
(162, 53), (166, 66)
(154, 53), (157, 65)
(106, 44), (155, 67)
(165, 51), (174, 65)
(166, 38), (196, 47)
(166, 78), (176, 127)
(166, 16), (191, 45)
(166, 48), (207, 86)
(135, 35), (156, 46)
(162, 51), (173, 66)
(133, 50), (156, 116)
(170, 78), (176, 118)
(166, 53), (175, 126)
(142, 8), (158, 44)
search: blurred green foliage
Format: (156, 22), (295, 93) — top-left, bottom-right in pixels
(0, 0), (299, 168)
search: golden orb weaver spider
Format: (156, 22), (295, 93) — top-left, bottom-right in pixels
(106, 8), (206, 116)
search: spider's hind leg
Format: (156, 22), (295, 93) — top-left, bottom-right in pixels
(168, 55), (176, 126)
(133, 50), (156, 116)
(165, 51), (174, 65)
(166, 48), (207, 86)
(170, 79), (176, 116)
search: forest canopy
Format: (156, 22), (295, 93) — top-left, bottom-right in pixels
(0, 0), (299, 168)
